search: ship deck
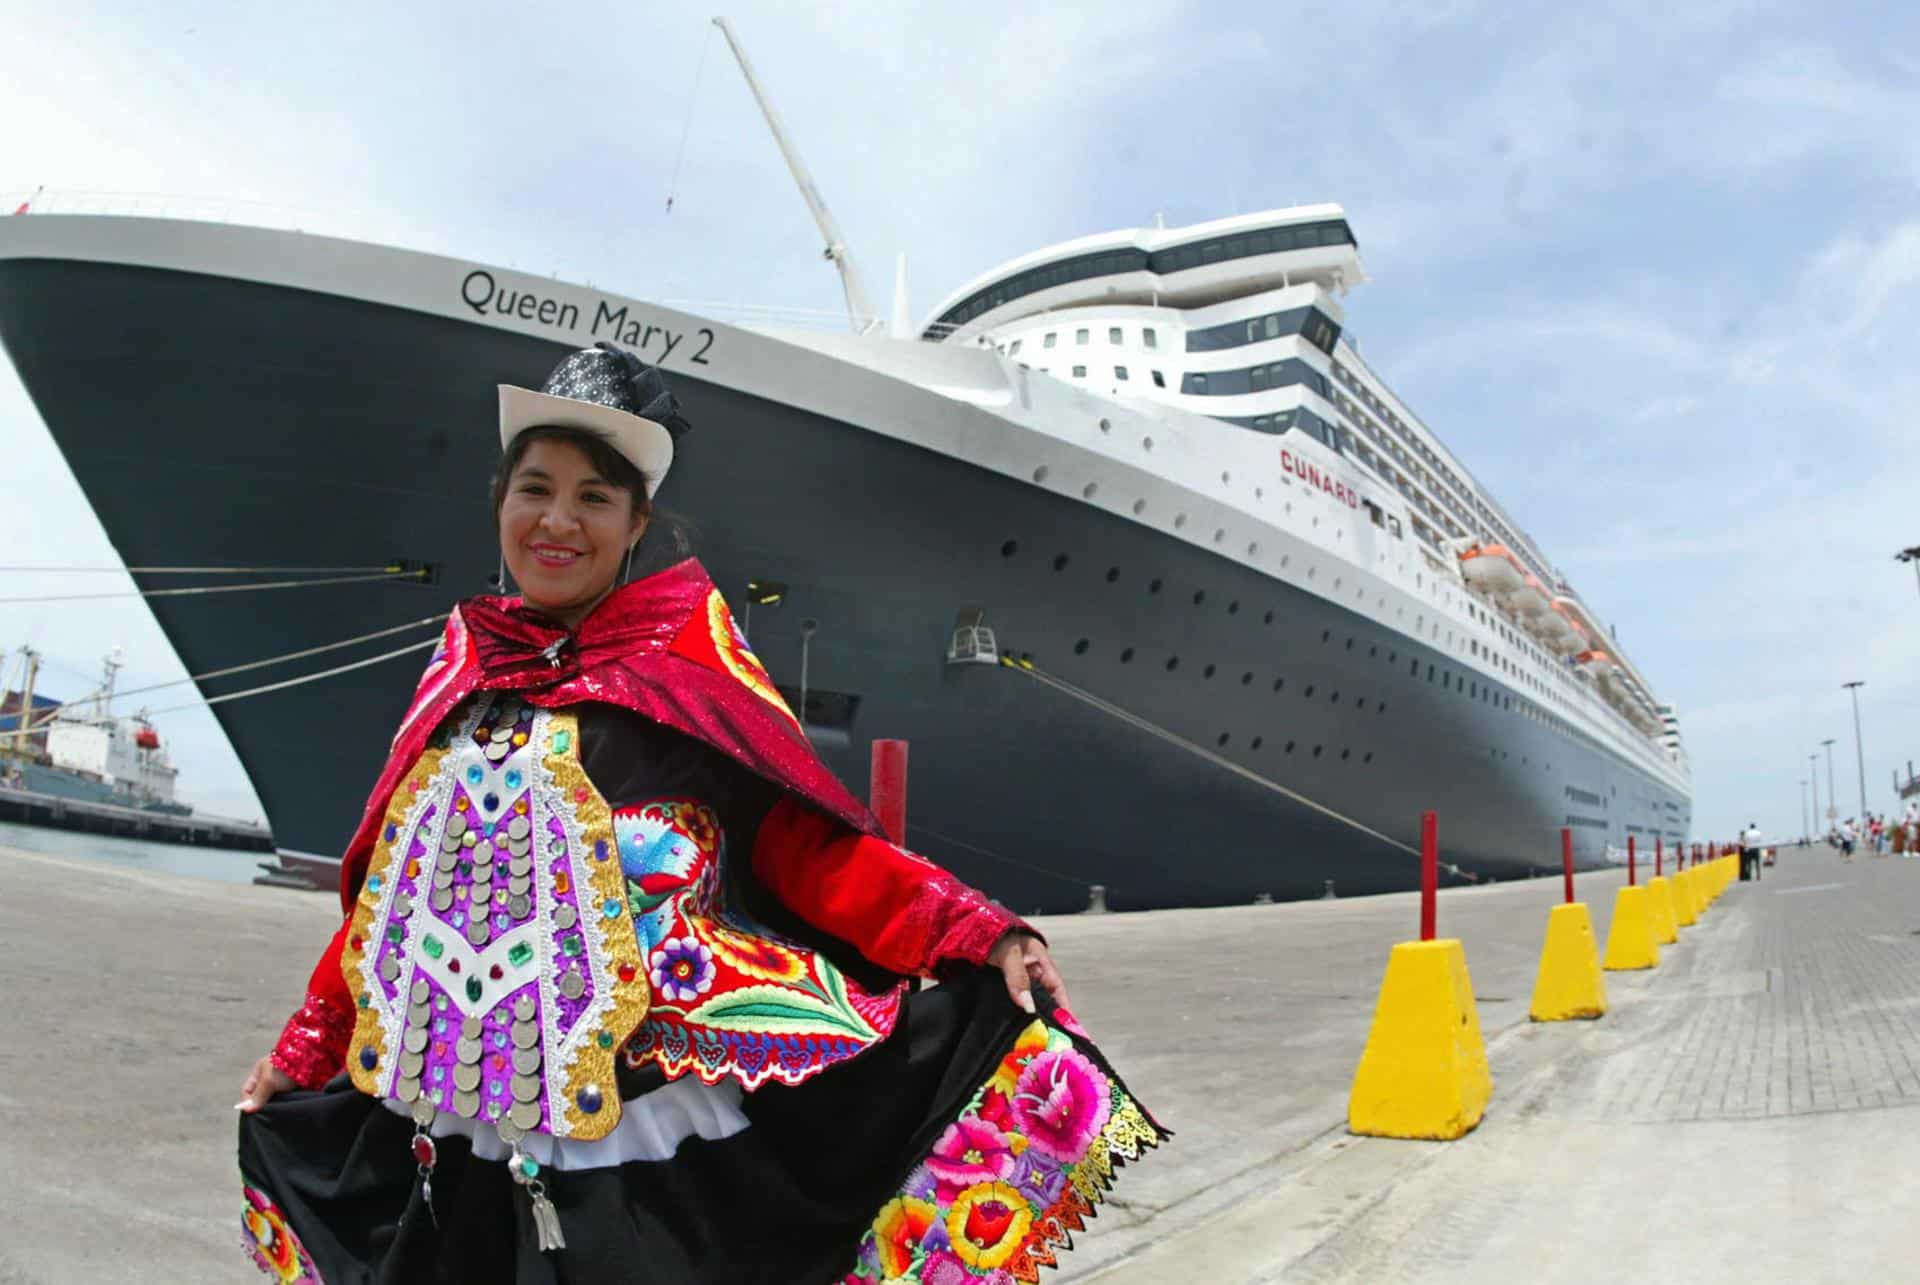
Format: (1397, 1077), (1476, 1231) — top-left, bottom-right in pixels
(5, 841), (1912, 1282)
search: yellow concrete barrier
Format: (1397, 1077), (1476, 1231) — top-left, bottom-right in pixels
(1603, 884), (1660, 970)
(1529, 902), (1608, 1021)
(1646, 875), (1680, 944)
(1349, 939), (1492, 1140)
(1670, 867), (1699, 926)
(1683, 867), (1706, 916)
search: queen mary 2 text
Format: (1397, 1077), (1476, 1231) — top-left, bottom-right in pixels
(1279, 448), (1362, 509)
(458, 269), (715, 366)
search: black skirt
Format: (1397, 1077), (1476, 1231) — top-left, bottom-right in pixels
(237, 971), (1166, 1284)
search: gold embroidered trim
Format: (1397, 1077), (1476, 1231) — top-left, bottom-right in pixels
(542, 708), (649, 1140)
(344, 746), (446, 1098)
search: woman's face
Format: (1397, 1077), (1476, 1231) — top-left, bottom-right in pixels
(498, 437), (646, 626)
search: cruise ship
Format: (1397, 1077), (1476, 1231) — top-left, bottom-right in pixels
(0, 189), (1693, 910)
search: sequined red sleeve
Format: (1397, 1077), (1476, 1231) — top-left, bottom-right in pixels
(268, 913), (357, 1090)
(750, 796), (1036, 976)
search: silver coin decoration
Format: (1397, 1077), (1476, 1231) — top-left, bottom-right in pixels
(466, 920), (491, 948)
(400, 1050), (425, 1077)
(509, 1101), (542, 1130)
(431, 888), (453, 912)
(511, 1074), (542, 1102)
(453, 1089), (481, 1117)
(557, 971), (585, 1000)
(403, 1027), (429, 1054)
(554, 905), (577, 931)
(511, 1022), (539, 1050)
(453, 1063), (482, 1092)
(396, 1077), (421, 1103)
(508, 894), (531, 920)
(460, 1017), (483, 1040)
(512, 1048), (542, 1075)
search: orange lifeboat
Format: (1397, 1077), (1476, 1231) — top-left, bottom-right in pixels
(1574, 649), (1617, 685)
(1541, 601), (1588, 655)
(134, 726), (160, 750)
(1457, 543), (1524, 597)
(1513, 573), (1553, 622)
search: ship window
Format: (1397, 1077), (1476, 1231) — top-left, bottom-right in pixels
(1250, 365), (1270, 392)
(1265, 314), (1281, 339)
(1189, 373), (1208, 393)
(1109, 327), (1124, 345)
(1151, 370), (1166, 388)
(1043, 332), (1057, 349)
(1115, 366), (1129, 380)
(1143, 328), (1158, 350)
(1072, 365), (1087, 378)
(1076, 328), (1090, 345)
(1202, 241), (1224, 264)
(1009, 339), (1022, 355)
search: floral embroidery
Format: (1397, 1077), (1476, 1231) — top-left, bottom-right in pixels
(841, 1020), (1167, 1283)
(650, 936), (716, 1003)
(692, 916), (809, 985)
(240, 1185), (321, 1283)
(613, 797), (904, 1091)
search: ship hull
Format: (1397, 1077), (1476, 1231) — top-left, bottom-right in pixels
(0, 254), (1690, 911)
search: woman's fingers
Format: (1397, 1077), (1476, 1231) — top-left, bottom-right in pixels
(998, 946), (1037, 1013)
(237, 1056), (288, 1112)
(1024, 940), (1072, 1014)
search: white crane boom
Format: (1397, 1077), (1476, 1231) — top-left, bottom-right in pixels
(712, 16), (881, 333)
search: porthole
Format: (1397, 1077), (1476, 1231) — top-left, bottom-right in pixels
(1052, 554), (1070, 571)
(1142, 437), (1155, 452)
(1228, 600), (1240, 615)
(1213, 528), (1225, 544)
(1345, 638), (1354, 651)
(1355, 698), (1366, 710)
(1221, 471), (1231, 484)
(1389, 651), (1397, 663)
(1120, 648), (1135, 663)
(1255, 487), (1264, 499)
(1217, 733), (1230, 747)
(1073, 639), (1089, 655)
(1132, 499), (1147, 516)
(1330, 691), (1340, 704)
(1247, 542), (1260, 557)
(1099, 418), (1111, 432)
(1174, 513), (1187, 529)
(1033, 466), (1050, 483)
(1082, 482), (1099, 499)
(1341, 748), (1351, 761)
(1322, 629), (1331, 643)
(1272, 678), (1285, 692)
(1252, 737), (1264, 750)
(1363, 751), (1374, 764)
(1105, 567), (1120, 583)
(1369, 645), (1378, 657)
(1203, 663), (1217, 678)
(1192, 590), (1206, 606)
(1312, 745), (1323, 758)
(1378, 703), (1387, 714)
(1264, 609), (1275, 624)
(1148, 578), (1163, 594)
(1307, 566), (1316, 579)
(1304, 685), (1316, 698)
(1281, 555), (1291, 568)
(1165, 656), (1180, 672)
(1241, 672), (1253, 685)
(1000, 540), (1019, 557)
(1284, 740), (1296, 753)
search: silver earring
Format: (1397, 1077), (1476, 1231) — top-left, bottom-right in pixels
(496, 556), (507, 593)
(622, 544), (635, 582)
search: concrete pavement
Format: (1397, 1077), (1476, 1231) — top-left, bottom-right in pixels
(0, 840), (1907, 1282)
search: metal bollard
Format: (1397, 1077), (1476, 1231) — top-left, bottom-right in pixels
(1322, 879), (1338, 900)
(1085, 884), (1109, 914)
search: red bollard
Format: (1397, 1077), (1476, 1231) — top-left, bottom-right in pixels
(1655, 836), (1664, 878)
(1420, 810), (1438, 941)
(1628, 835), (1637, 886)
(1561, 827), (1575, 904)
(869, 739), (909, 846)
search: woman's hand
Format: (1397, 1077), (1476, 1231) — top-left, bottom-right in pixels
(236, 1055), (297, 1113)
(987, 931), (1072, 1017)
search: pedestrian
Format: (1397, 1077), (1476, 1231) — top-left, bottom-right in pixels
(1740, 821), (1763, 881)
(232, 343), (1164, 1283)
(1905, 798), (1920, 857)
(1841, 818), (1857, 862)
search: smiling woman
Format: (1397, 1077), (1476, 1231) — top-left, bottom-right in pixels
(231, 342), (1163, 1284)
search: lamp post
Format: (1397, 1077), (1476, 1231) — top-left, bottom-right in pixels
(1822, 738), (1838, 823)
(1898, 546), (1920, 601)
(1810, 752), (1822, 835)
(1800, 777), (1809, 845)
(1844, 681), (1868, 824)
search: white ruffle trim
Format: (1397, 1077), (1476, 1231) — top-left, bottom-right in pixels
(384, 1074), (750, 1171)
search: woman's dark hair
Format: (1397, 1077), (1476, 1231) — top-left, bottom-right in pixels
(491, 426), (652, 520)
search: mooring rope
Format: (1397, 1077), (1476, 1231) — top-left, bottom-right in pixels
(105, 615), (449, 704)
(0, 563), (409, 575)
(998, 656), (1494, 880)
(0, 568), (426, 605)
(141, 638), (439, 716)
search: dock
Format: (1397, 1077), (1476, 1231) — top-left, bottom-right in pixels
(0, 783), (272, 851)
(0, 841), (1913, 1282)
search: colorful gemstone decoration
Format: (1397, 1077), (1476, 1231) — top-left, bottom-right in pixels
(368, 874), (383, 893)
(573, 786), (590, 804)
(576, 1085), (602, 1114)
(422, 934), (444, 959)
(483, 793), (500, 812)
(349, 935), (364, 953)
(489, 964), (504, 980)
(602, 898), (621, 919)
(552, 730), (571, 753)
(385, 923), (405, 944)
(465, 976), (483, 1003)
(384, 823), (398, 842)
(505, 769), (523, 790)
(359, 1046), (378, 1070)
(561, 933), (583, 957)
(507, 942), (534, 968)
(597, 1030), (615, 1049)
(616, 962), (637, 983)
(448, 958), (461, 974)
(554, 869), (572, 894)
(411, 1134), (437, 1166)
(466, 765), (484, 785)
(594, 839), (609, 862)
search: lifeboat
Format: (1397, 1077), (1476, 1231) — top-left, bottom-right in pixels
(1513, 574), (1553, 622)
(1539, 602), (1588, 655)
(134, 726), (160, 750)
(1575, 649), (1617, 684)
(1457, 544), (1524, 597)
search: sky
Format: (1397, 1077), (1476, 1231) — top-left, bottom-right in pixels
(2, 0), (1917, 841)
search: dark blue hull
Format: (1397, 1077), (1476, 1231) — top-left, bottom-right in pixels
(0, 258), (1691, 912)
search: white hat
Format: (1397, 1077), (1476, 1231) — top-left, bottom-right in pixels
(497, 343), (690, 498)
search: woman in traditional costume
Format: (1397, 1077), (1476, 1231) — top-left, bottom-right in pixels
(234, 344), (1164, 1284)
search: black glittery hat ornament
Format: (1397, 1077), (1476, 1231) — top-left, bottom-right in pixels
(497, 341), (692, 498)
